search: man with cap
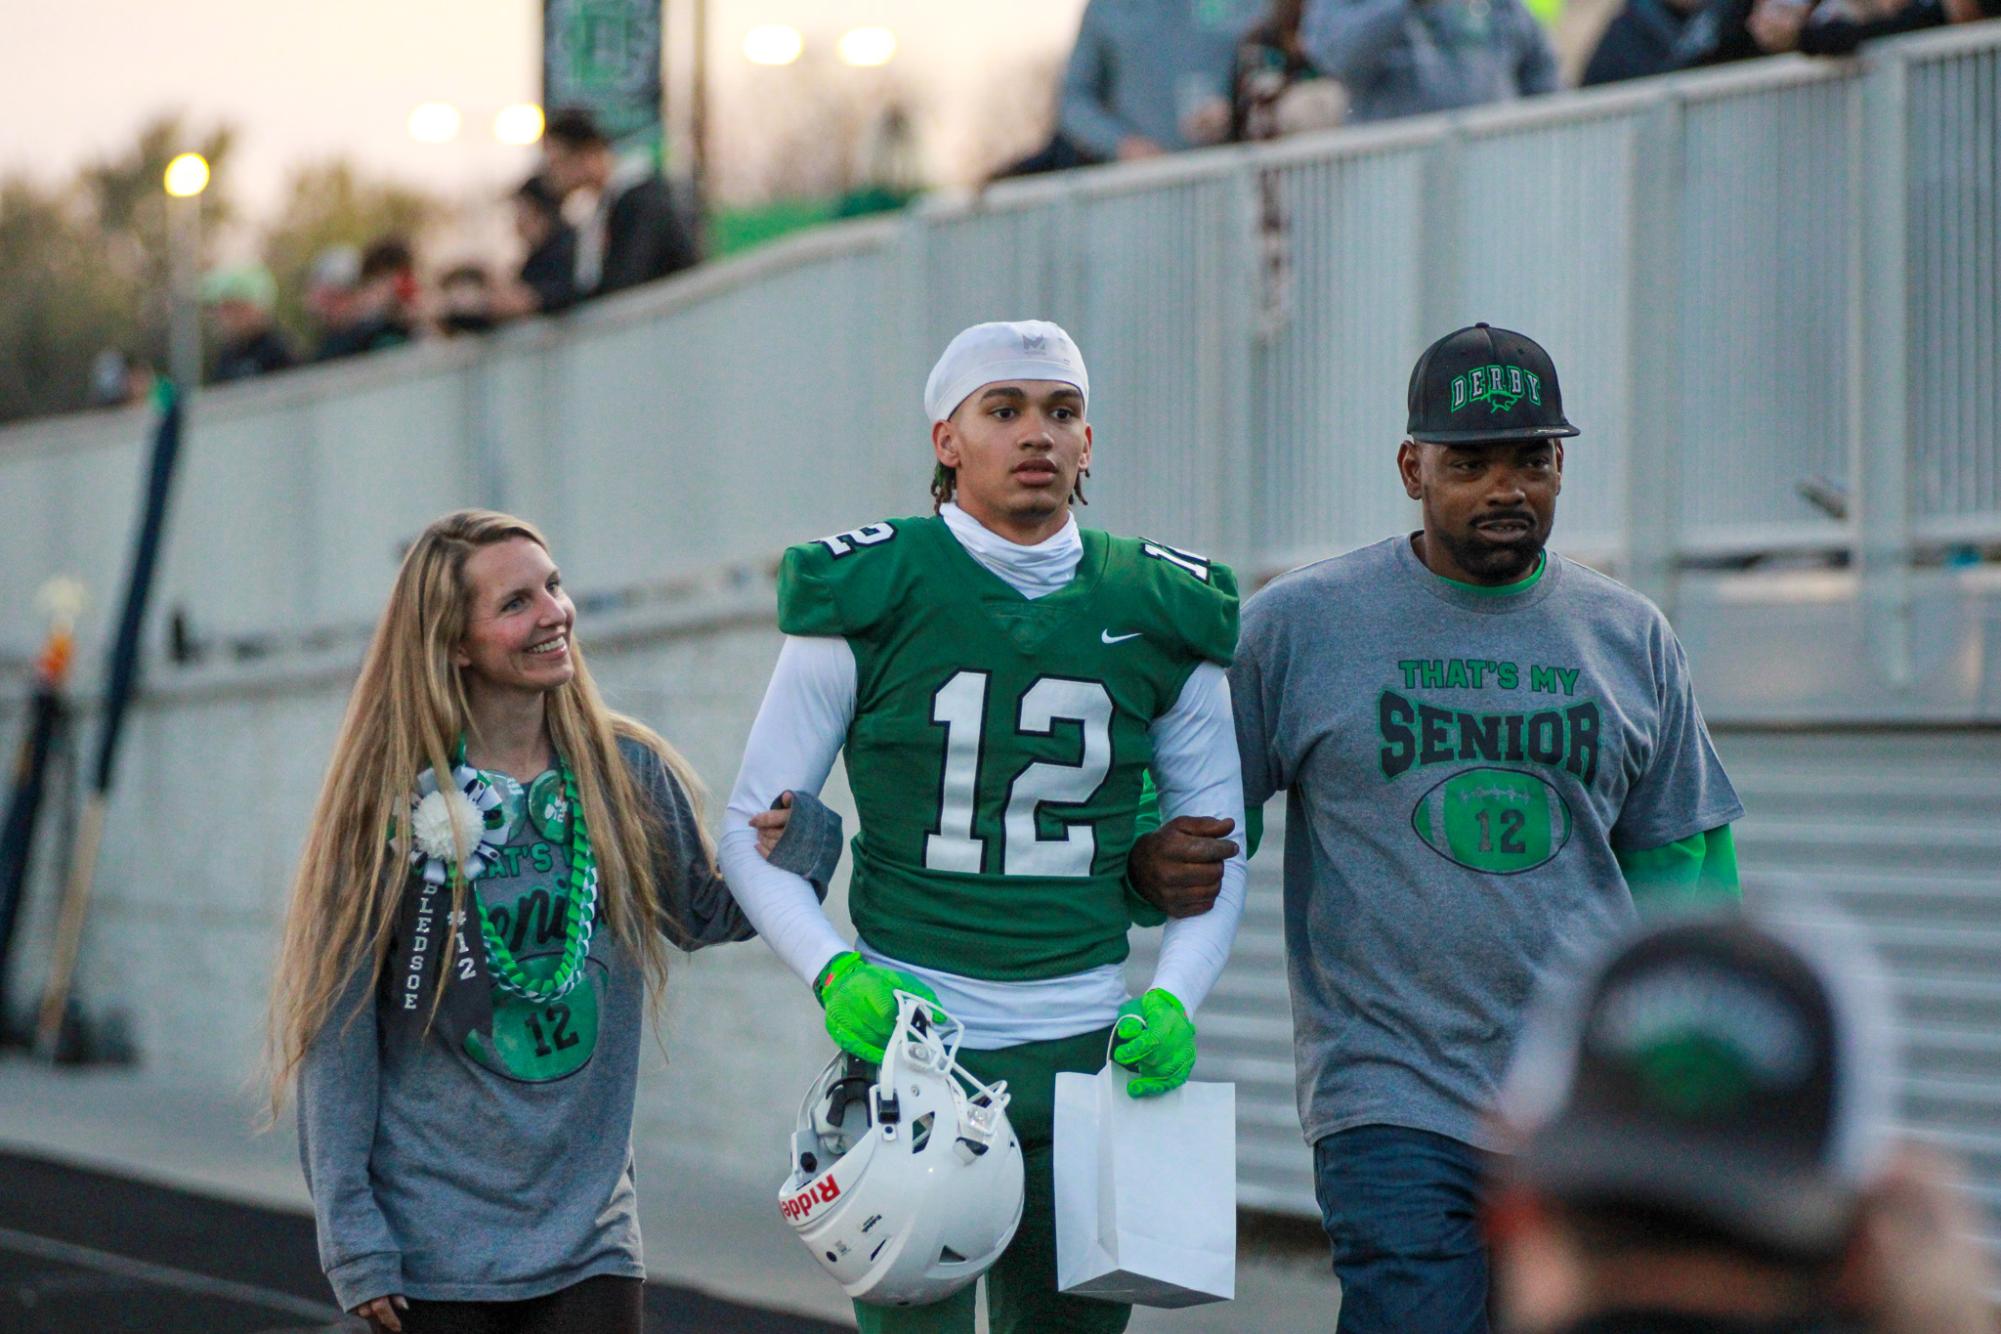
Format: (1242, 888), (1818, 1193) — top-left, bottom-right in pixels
(718, 320), (1248, 1333)
(202, 264), (297, 383)
(1494, 910), (1997, 1334)
(1129, 323), (1745, 1330)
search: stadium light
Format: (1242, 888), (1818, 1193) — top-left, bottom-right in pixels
(743, 24), (804, 65)
(837, 27), (897, 67)
(163, 153), (209, 198)
(162, 155), (208, 393)
(494, 103), (545, 146)
(407, 102), (462, 144)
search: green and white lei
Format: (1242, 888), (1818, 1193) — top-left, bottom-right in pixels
(404, 754), (599, 1004)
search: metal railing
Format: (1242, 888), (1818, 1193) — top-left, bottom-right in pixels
(2, 26), (1997, 667)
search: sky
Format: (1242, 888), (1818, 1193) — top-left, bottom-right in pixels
(10, 0), (1089, 222)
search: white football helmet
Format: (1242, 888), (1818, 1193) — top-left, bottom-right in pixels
(778, 991), (1025, 1307)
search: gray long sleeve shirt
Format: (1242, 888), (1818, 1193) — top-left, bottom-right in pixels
(1303, 0), (1559, 123)
(298, 739), (840, 1311)
(1059, 0), (1267, 159)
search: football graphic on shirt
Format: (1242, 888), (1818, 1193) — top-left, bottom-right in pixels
(1410, 766), (1573, 875)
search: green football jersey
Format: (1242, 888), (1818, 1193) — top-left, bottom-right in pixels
(777, 516), (1238, 982)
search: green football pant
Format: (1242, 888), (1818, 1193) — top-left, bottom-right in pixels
(851, 1024), (1130, 1334)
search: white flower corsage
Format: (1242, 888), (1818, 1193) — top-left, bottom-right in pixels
(407, 764), (507, 885)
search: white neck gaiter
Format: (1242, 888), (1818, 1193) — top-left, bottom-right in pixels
(939, 502), (1082, 600)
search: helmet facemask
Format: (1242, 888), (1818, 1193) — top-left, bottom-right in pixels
(780, 991), (1027, 1306)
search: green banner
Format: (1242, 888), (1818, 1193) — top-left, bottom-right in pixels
(544, 0), (664, 155)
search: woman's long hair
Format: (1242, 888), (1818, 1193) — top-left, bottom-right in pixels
(265, 509), (709, 1110)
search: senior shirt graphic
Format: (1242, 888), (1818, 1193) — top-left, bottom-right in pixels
(460, 770), (604, 1083)
(1379, 656), (1600, 875)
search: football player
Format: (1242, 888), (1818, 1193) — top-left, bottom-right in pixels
(718, 320), (1248, 1333)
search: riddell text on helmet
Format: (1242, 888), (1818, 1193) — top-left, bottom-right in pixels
(783, 1174), (843, 1222)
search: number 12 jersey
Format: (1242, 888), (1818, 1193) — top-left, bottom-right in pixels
(777, 516), (1238, 982)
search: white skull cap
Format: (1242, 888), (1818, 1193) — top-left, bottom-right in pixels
(923, 320), (1089, 425)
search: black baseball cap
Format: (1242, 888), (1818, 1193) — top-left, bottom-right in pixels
(1505, 912), (1897, 1259)
(1407, 323), (1579, 445)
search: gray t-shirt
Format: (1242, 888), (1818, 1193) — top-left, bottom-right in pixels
(1233, 536), (1742, 1151)
(298, 738), (838, 1310)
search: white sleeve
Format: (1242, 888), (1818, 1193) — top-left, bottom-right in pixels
(1144, 662), (1248, 1016)
(718, 635), (858, 989)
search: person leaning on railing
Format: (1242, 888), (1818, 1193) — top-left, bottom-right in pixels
(541, 108), (701, 302)
(1579, 0), (1720, 86)
(1300, 0), (1559, 123)
(486, 175), (577, 320)
(1589, 0), (1998, 87)
(1058, 0), (1269, 162)
(1747, 0), (1999, 57)
(202, 264), (298, 385)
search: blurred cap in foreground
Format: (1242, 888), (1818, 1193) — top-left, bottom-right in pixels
(1504, 910), (1898, 1259)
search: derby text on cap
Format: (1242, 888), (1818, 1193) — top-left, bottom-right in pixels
(1407, 322), (1579, 445)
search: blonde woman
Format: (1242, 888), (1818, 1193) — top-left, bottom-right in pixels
(268, 510), (839, 1334)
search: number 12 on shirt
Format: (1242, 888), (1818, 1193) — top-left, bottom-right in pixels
(923, 670), (1113, 878)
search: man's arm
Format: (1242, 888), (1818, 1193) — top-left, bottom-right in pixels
(1610, 622), (1745, 886)
(1301, 0), (1420, 87)
(717, 635), (857, 987)
(1128, 620), (1284, 916)
(1617, 824), (1740, 912)
(1108, 664), (1248, 1098)
(1123, 776), (1237, 922)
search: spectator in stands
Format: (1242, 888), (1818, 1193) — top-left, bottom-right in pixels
(1301, 0), (1559, 123)
(1492, 912), (1998, 1334)
(1597, 0), (1991, 81)
(1580, 0), (1717, 83)
(298, 244), (358, 360)
(1630, 0), (1772, 69)
(1233, 0), (1347, 141)
(541, 108), (699, 301)
(1058, 0), (1268, 163)
(1748, 0), (1998, 56)
(202, 265), (296, 384)
(1588, 0), (1993, 81)
(304, 245), (366, 362)
(87, 348), (154, 408)
(491, 175), (577, 318)
(321, 237), (422, 359)
(437, 263), (496, 336)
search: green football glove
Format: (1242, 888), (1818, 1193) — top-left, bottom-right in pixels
(1112, 988), (1197, 1098)
(814, 952), (942, 1064)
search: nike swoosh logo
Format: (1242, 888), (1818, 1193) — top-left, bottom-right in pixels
(1101, 630), (1142, 645)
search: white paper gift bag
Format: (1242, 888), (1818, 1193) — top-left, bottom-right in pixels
(1052, 1063), (1236, 1307)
